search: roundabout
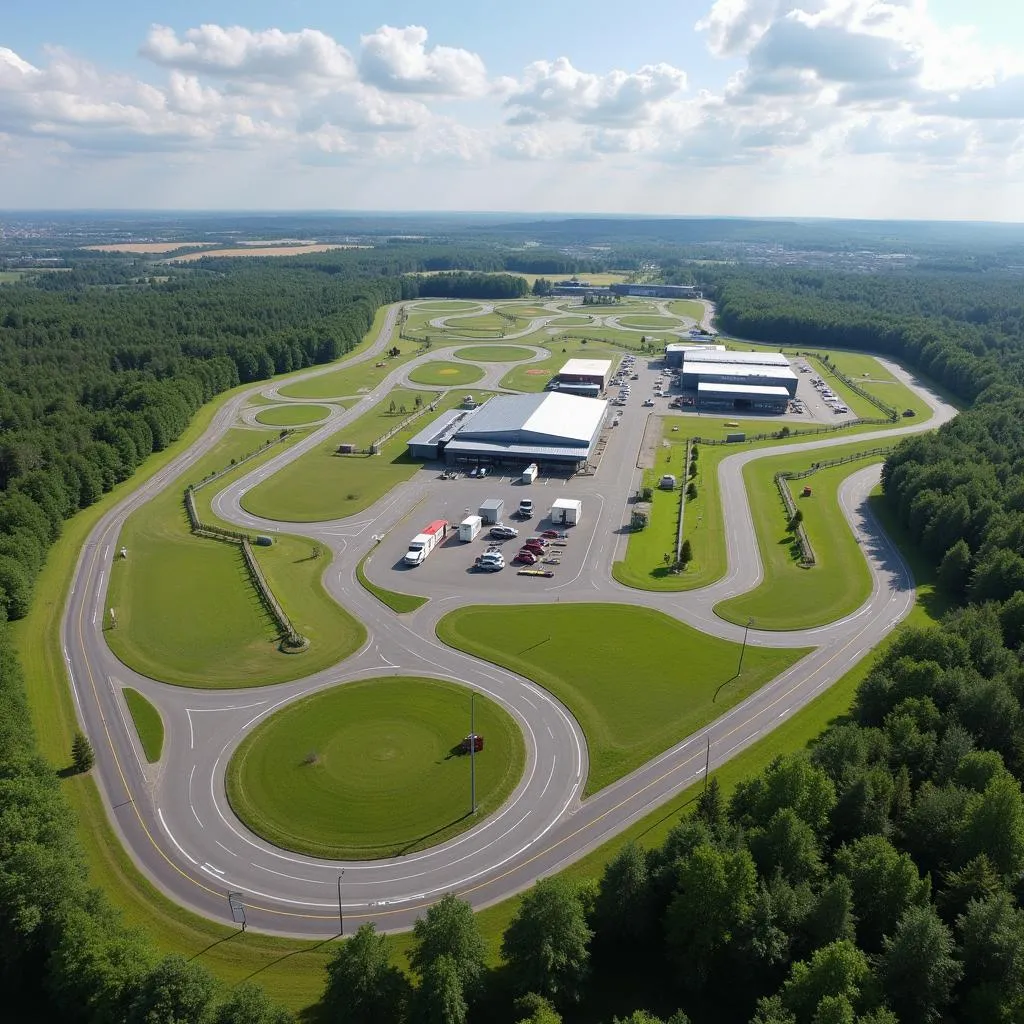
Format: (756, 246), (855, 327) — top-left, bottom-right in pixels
(226, 676), (524, 860)
(254, 403), (335, 426)
(407, 361), (485, 386)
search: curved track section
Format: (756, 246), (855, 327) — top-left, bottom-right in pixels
(63, 302), (956, 936)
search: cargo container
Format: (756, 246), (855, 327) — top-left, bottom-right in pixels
(550, 498), (582, 526)
(458, 515), (483, 542)
(522, 463), (539, 484)
(478, 498), (504, 525)
(403, 519), (448, 566)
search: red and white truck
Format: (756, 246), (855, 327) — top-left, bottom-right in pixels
(403, 519), (449, 566)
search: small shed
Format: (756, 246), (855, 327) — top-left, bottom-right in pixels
(479, 498), (504, 524)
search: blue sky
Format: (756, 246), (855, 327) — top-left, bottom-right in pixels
(2, 1), (1024, 218)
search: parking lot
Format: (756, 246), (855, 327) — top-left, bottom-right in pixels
(372, 473), (599, 592)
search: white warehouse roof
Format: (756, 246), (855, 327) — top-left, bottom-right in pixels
(683, 349), (791, 367)
(685, 362), (798, 383)
(455, 392), (606, 446)
(697, 382), (791, 396)
(558, 358), (613, 378)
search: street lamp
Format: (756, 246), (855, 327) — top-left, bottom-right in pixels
(338, 870), (344, 937)
(738, 617), (754, 675)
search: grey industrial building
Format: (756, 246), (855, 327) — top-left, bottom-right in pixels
(683, 349), (791, 367)
(680, 360), (798, 397)
(697, 382), (790, 413)
(665, 343), (726, 368)
(407, 392), (607, 468)
(610, 283), (700, 298)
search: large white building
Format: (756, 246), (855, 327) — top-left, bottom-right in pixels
(407, 392), (608, 468)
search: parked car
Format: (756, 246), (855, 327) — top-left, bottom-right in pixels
(478, 466), (488, 478)
(514, 549), (539, 564)
(468, 466), (478, 478)
(522, 540), (546, 555)
(489, 525), (519, 539)
(476, 553), (505, 572)
(517, 499), (534, 518)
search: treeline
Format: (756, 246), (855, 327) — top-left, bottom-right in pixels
(409, 271), (529, 299)
(325, 606), (1024, 1023)
(703, 267), (1024, 404)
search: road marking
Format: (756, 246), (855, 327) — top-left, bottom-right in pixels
(157, 809), (198, 865)
(215, 841), (237, 857)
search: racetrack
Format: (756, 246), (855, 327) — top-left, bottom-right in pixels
(62, 299), (957, 937)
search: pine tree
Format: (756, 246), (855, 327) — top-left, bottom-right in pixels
(72, 731), (95, 773)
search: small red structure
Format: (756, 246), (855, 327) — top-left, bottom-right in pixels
(461, 734), (484, 753)
(802, 486), (812, 497)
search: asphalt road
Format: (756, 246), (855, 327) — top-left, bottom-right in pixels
(62, 300), (957, 937)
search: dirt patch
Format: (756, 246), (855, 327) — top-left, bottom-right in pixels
(637, 414), (663, 470)
(525, 368), (549, 375)
(169, 244), (368, 262)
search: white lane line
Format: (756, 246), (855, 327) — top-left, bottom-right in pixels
(215, 841), (237, 857)
(201, 864), (225, 878)
(188, 765), (203, 828)
(157, 808), (198, 865)
(185, 709), (195, 751)
(252, 862), (325, 884)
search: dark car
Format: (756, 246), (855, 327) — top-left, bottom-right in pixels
(489, 525), (519, 540)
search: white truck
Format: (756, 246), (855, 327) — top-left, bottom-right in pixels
(550, 498), (582, 526)
(521, 463), (539, 484)
(403, 519), (448, 566)
(458, 515), (483, 542)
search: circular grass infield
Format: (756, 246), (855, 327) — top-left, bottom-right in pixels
(455, 345), (535, 362)
(254, 404), (333, 426)
(226, 676), (525, 859)
(408, 361), (485, 386)
(616, 315), (683, 329)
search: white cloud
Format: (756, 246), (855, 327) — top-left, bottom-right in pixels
(505, 57), (687, 126)
(140, 24), (356, 82)
(358, 25), (488, 96)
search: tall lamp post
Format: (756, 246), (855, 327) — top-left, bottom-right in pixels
(738, 617), (754, 675)
(337, 870), (345, 937)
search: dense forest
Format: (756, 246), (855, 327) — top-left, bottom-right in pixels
(4, 237), (1024, 1021)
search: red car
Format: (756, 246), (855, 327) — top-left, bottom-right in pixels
(541, 530), (562, 539)
(522, 539), (546, 555)
(515, 549), (539, 564)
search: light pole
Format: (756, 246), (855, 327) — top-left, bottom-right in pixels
(337, 871), (344, 937)
(738, 617), (754, 675)
(470, 692), (477, 814)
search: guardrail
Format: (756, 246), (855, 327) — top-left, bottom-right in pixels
(694, 417), (892, 446)
(183, 483), (308, 651)
(773, 446), (891, 567)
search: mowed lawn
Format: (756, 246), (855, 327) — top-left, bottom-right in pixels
(277, 338), (423, 400)
(667, 299), (706, 320)
(226, 677), (524, 860)
(242, 389), (469, 522)
(106, 429), (366, 687)
(408, 361), (484, 385)
(715, 439), (902, 630)
(254, 404), (334, 426)
(437, 604), (810, 795)
(499, 338), (624, 392)
(455, 345), (536, 362)
(617, 315), (683, 329)
(123, 688), (164, 763)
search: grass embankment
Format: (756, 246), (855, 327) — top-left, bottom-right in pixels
(714, 438), (902, 630)
(667, 299), (705, 320)
(105, 429), (365, 687)
(408, 361), (485, 385)
(454, 345), (536, 362)
(123, 688), (164, 762)
(254, 404), (334, 426)
(242, 389), (481, 523)
(436, 604), (810, 796)
(227, 677), (524, 860)
(814, 354), (933, 421)
(357, 550), (427, 613)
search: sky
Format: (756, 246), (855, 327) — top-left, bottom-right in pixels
(2, 0), (1024, 220)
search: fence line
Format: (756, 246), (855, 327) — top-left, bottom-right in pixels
(367, 399), (440, 454)
(774, 446), (891, 567)
(191, 434), (291, 493)
(676, 438), (692, 564)
(694, 416), (892, 447)
(183, 486), (308, 650)
(812, 355), (898, 420)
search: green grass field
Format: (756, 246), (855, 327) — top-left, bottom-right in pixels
(714, 439), (902, 630)
(357, 550), (428, 613)
(106, 428), (366, 687)
(667, 300), (705, 320)
(123, 688), (164, 763)
(242, 390), (481, 523)
(499, 338), (624, 392)
(545, 315), (593, 326)
(455, 345), (535, 362)
(277, 340), (423, 400)
(0, 271), (25, 283)
(440, 312), (520, 332)
(411, 300), (482, 312)
(436, 604), (810, 795)
(616, 315), (682, 329)
(226, 677), (525, 860)
(253, 404), (333, 426)
(408, 361), (485, 385)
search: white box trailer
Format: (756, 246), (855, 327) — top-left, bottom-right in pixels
(478, 498), (504, 525)
(522, 463), (539, 484)
(458, 515), (483, 542)
(404, 519), (449, 566)
(550, 498), (582, 526)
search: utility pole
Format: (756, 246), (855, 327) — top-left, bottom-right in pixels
(470, 692), (477, 814)
(738, 617), (753, 675)
(337, 870), (344, 937)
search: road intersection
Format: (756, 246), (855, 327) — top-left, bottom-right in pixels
(62, 301), (957, 937)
